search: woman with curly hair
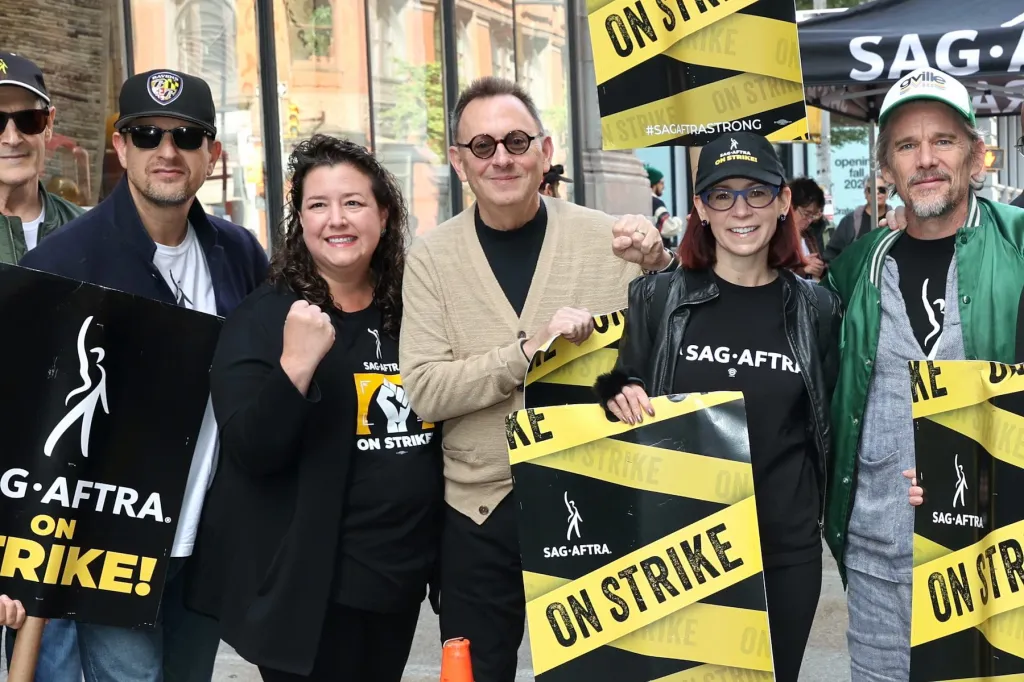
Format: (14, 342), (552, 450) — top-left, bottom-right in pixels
(185, 135), (442, 681)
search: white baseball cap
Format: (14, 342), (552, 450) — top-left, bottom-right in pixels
(878, 67), (975, 127)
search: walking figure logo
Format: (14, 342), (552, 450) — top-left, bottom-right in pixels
(565, 491), (582, 541)
(368, 329), (382, 360)
(953, 453), (968, 508)
(730, 138), (739, 151)
(44, 316), (109, 458)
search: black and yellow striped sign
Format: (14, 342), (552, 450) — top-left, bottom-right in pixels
(508, 310), (774, 680)
(589, 0), (809, 150)
(910, 360), (1024, 681)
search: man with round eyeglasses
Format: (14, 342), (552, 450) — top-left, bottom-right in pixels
(15, 68), (268, 682)
(401, 76), (675, 682)
(0, 52), (84, 265)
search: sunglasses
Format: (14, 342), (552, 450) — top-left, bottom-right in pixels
(700, 185), (781, 211)
(455, 130), (539, 160)
(121, 125), (211, 151)
(0, 108), (49, 136)
(868, 184), (889, 195)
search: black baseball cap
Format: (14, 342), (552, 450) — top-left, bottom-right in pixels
(694, 132), (786, 196)
(115, 69), (217, 137)
(0, 52), (50, 104)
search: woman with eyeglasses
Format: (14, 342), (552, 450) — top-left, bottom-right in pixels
(595, 132), (841, 682)
(186, 135), (441, 682)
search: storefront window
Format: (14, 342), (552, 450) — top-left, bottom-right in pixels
(515, 0), (573, 202)
(455, 0), (515, 211)
(277, 0), (372, 219)
(131, 0), (269, 246)
(0, 0), (126, 208)
(369, 0), (450, 235)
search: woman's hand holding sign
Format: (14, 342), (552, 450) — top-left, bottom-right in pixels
(280, 300), (336, 396)
(0, 595), (26, 629)
(607, 383), (655, 426)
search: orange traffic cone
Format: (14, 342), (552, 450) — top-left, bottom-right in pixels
(440, 637), (474, 682)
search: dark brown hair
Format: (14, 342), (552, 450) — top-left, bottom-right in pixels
(268, 134), (408, 338)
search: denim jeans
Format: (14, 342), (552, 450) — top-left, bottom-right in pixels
(846, 566), (912, 682)
(6, 557), (220, 682)
(5, 618), (82, 680)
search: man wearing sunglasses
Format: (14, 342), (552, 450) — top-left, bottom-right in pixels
(822, 173), (893, 263)
(401, 76), (674, 682)
(0, 52), (84, 265)
(15, 69), (268, 682)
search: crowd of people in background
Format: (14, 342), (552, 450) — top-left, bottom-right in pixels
(1, 44), (1024, 682)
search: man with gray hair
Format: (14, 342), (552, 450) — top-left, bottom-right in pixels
(400, 76), (674, 681)
(825, 66), (1024, 681)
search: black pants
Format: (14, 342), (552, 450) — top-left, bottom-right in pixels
(258, 603), (419, 682)
(439, 495), (524, 682)
(763, 554), (822, 682)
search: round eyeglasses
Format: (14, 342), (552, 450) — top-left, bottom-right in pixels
(700, 185), (781, 212)
(456, 130), (539, 160)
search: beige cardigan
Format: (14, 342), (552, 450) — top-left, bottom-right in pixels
(400, 196), (642, 524)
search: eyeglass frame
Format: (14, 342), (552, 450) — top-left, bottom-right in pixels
(118, 124), (215, 151)
(454, 130), (542, 160)
(796, 204), (824, 223)
(699, 184), (782, 212)
(0, 107), (51, 136)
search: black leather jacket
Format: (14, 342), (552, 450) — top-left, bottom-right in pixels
(595, 267), (843, 526)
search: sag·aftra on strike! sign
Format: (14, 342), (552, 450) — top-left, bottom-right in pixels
(0, 264), (222, 628)
(508, 310), (774, 681)
(910, 360), (1024, 681)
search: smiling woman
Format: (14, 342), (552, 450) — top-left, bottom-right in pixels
(187, 134), (443, 682)
(596, 131), (842, 682)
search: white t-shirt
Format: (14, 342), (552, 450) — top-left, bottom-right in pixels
(152, 223), (219, 558)
(22, 205), (45, 251)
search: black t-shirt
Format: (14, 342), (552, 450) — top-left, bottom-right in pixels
(672, 274), (819, 567)
(889, 234), (956, 358)
(331, 303), (442, 612)
(475, 202), (547, 316)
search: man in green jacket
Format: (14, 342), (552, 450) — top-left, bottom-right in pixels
(825, 66), (1024, 681)
(0, 52), (83, 265)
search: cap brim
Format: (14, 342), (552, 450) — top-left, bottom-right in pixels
(0, 80), (50, 104)
(115, 111), (216, 136)
(695, 168), (784, 196)
(879, 94), (975, 127)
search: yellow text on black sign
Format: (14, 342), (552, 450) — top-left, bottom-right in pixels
(0, 513), (159, 597)
(525, 495), (761, 674)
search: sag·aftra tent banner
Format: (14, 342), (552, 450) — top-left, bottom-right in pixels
(507, 310), (774, 681)
(0, 264), (222, 628)
(910, 360), (1024, 681)
(589, 0), (809, 151)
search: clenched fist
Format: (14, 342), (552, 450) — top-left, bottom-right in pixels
(280, 300), (336, 395)
(612, 214), (672, 272)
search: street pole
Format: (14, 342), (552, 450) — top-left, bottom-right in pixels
(813, 0), (832, 200)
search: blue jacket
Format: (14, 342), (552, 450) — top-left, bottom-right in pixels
(19, 177), (268, 315)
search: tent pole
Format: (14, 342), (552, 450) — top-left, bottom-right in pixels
(870, 123), (879, 230)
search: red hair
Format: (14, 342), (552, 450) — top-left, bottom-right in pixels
(679, 204), (805, 271)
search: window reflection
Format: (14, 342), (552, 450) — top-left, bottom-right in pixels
(369, 0), (449, 235)
(131, 0), (269, 245)
(516, 0), (573, 202)
(0, 0), (126, 207)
